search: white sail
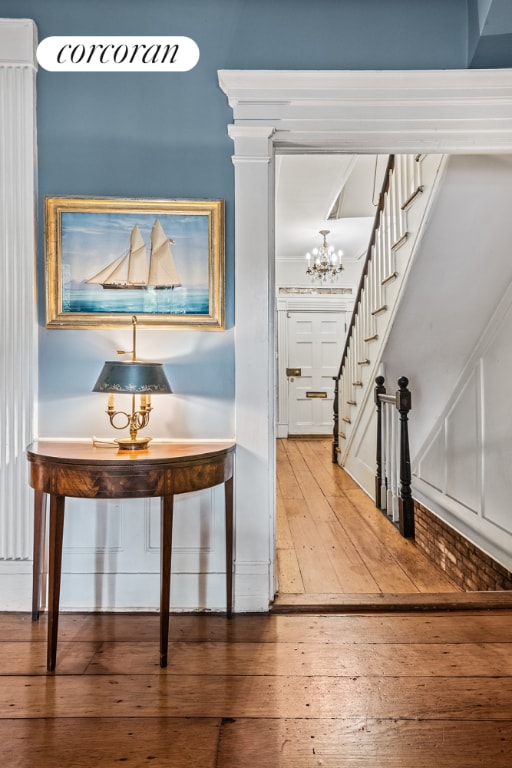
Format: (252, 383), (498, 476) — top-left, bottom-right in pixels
(126, 225), (147, 285)
(86, 254), (126, 284)
(85, 220), (181, 289)
(85, 225), (148, 287)
(104, 253), (130, 284)
(147, 219), (181, 287)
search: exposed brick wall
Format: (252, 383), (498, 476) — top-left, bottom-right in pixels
(414, 500), (512, 591)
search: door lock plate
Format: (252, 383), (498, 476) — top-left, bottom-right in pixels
(286, 367), (301, 377)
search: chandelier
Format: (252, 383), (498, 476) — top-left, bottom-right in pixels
(305, 229), (343, 281)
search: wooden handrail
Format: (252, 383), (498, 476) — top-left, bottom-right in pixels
(336, 155), (395, 380)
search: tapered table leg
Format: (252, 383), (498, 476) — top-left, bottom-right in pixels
(47, 494), (65, 672)
(32, 491), (47, 621)
(160, 494), (174, 668)
(225, 476), (233, 618)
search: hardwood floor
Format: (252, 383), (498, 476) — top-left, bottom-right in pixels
(275, 437), (465, 609)
(2, 610), (512, 766)
(3, 437), (512, 765)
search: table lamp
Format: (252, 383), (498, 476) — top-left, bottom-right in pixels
(93, 316), (172, 450)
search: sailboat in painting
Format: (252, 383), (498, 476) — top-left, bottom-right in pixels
(86, 218), (181, 290)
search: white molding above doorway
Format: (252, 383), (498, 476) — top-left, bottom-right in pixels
(219, 68), (512, 152)
(218, 68), (512, 612)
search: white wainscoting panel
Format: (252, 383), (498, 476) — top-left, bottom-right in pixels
(343, 392), (377, 497)
(418, 425), (445, 495)
(481, 312), (512, 533)
(414, 282), (512, 571)
(445, 367), (481, 514)
(63, 499), (124, 555)
(54, 486), (226, 611)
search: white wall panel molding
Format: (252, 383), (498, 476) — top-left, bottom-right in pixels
(46, 486), (227, 610)
(414, 280), (512, 571)
(56, 572), (230, 613)
(0, 19), (38, 575)
(343, 391), (378, 498)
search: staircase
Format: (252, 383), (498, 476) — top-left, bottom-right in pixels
(334, 152), (512, 584)
(334, 153), (446, 485)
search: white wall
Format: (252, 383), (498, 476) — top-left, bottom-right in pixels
(382, 155), (512, 460)
(381, 154), (512, 570)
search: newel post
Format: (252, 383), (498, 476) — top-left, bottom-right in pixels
(396, 376), (414, 538)
(374, 376), (386, 508)
(332, 376), (339, 463)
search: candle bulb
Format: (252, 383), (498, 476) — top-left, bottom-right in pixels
(108, 393), (115, 410)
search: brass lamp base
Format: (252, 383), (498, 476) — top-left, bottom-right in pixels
(115, 436), (152, 451)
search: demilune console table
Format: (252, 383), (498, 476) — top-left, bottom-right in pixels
(27, 440), (235, 671)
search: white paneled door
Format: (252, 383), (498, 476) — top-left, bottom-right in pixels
(287, 312), (346, 435)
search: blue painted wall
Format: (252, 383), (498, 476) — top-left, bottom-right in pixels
(0, 0), (471, 439)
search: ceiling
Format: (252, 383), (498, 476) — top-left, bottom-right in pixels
(275, 153), (388, 274)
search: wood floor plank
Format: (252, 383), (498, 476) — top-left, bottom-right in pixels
(327, 493), (421, 593)
(3, 611), (512, 644)
(301, 439), (359, 492)
(0, 641), (100, 675)
(0, 717), (220, 768)
(0, 613), (93, 642)
(342, 488), (461, 593)
(217, 717), (512, 768)
(318, 518), (380, 593)
(278, 452), (381, 594)
(284, 499), (343, 593)
(282, 441), (337, 522)
(276, 495), (294, 549)
(276, 438), (288, 462)
(276, 451), (303, 500)
(276, 548), (304, 594)
(3, 674), (512, 720)
(69, 640), (512, 678)
(295, 439), (348, 497)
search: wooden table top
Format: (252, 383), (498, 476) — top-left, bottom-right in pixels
(26, 439), (236, 467)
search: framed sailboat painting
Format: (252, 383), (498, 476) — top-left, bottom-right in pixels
(45, 196), (225, 329)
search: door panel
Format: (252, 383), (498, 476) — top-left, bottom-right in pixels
(287, 312), (346, 435)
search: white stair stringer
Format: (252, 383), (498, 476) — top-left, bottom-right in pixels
(338, 154), (447, 497)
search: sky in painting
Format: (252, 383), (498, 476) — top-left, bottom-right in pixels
(60, 210), (209, 287)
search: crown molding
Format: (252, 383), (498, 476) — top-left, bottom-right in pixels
(219, 68), (512, 152)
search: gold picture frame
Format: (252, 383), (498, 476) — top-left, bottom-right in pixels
(45, 196), (225, 329)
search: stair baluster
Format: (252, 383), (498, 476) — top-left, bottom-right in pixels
(374, 376), (414, 539)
